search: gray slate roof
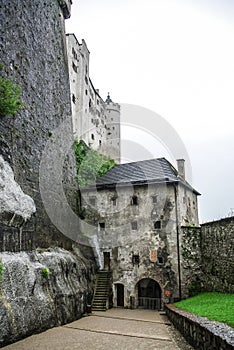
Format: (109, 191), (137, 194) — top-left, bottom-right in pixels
(82, 157), (198, 195)
(95, 158), (178, 187)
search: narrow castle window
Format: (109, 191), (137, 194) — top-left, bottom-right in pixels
(99, 140), (102, 146)
(154, 221), (161, 229)
(131, 195), (138, 206)
(131, 221), (138, 230)
(72, 94), (76, 104)
(132, 254), (140, 265)
(111, 197), (117, 206)
(72, 62), (77, 73)
(152, 195), (158, 204)
(72, 47), (77, 60)
(91, 133), (94, 140)
(99, 222), (105, 231)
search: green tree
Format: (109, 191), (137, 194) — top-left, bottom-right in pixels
(74, 140), (116, 187)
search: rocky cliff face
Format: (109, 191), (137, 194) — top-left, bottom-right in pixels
(0, 248), (95, 347)
(0, 0), (96, 346)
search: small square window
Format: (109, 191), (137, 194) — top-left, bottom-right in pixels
(131, 221), (138, 230)
(158, 256), (164, 264)
(131, 196), (138, 206)
(99, 222), (105, 230)
(154, 221), (161, 229)
(132, 254), (139, 265)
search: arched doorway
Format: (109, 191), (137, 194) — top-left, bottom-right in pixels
(137, 278), (161, 310)
(115, 283), (124, 307)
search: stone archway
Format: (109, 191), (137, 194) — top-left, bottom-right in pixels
(137, 278), (162, 310)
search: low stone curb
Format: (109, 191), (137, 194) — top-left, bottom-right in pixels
(165, 304), (234, 350)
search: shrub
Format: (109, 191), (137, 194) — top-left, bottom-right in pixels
(42, 267), (50, 278)
(0, 264), (4, 281)
(0, 63), (24, 117)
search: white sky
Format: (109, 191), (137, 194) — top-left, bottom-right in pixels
(65, 0), (234, 223)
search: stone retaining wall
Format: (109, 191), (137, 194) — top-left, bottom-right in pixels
(165, 304), (234, 350)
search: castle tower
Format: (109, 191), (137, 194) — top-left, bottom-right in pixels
(104, 93), (121, 163)
(66, 34), (121, 163)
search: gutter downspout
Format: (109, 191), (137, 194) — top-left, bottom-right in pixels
(174, 183), (182, 300)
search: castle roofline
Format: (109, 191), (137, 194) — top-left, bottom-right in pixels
(82, 157), (200, 195)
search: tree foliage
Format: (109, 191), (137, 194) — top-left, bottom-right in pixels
(74, 140), (116, 187)
(0, 63), (23, 117)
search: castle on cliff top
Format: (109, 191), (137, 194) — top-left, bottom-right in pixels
(66, 33), (121, 164)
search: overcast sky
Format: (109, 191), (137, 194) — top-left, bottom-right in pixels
(65, 0), (234, 223)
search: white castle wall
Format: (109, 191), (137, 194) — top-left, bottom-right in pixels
(66, 34), (121, 163)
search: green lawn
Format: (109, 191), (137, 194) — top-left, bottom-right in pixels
(175, 292), (234, 328)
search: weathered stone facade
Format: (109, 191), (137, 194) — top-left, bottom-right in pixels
(165, 304), (234, 350)
(81, 158), (200, 308)
(0, 1), (96, 346)
(181, 217), (234, 295)
(201, 217), (234, 293)
(66, 34), (121, 163)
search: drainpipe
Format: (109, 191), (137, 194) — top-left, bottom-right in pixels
(174, 183), (182, 301)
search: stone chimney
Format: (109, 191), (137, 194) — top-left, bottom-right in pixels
(177, 159), (185, 180)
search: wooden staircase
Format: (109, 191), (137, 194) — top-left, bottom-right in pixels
(92, 270), (112, 311)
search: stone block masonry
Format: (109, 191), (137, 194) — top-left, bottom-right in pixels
(201, 217), (234, 293)
(165, 304), (234, 350)
(181, 217), (234, 295)
(0, 0), (73, 249)
(0, 0), (96, 346)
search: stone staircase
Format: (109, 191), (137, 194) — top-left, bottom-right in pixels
(92, 270), (112, 311)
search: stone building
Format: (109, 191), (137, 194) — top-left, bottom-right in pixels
(66, 33), (121, 163)
(81, 158), (200, 309)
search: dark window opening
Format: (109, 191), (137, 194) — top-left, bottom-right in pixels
(131, 221), (138, 230)
(89, 99), (91, 108)
(99, 140), (102, 146)
(111, 197), (117, 206)
(72, 94), (76, 104)
(91, 133), (94, 140)
(85, 76), (88, 84)
(158, 256), (164, 264)
(132, 254), (140, 265)
(154, 221), (161, 229)
(131, 195), (138, 206)
(72, 62), (77, 73)
(152, 195), (157, 203)
(85, 89), (88, 95)
(72, 47), (77, 60)
(89, 197), (96, 206)
(99, 222), (105, 230)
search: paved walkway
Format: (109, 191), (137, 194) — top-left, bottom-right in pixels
(4, 309), (194, 350)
